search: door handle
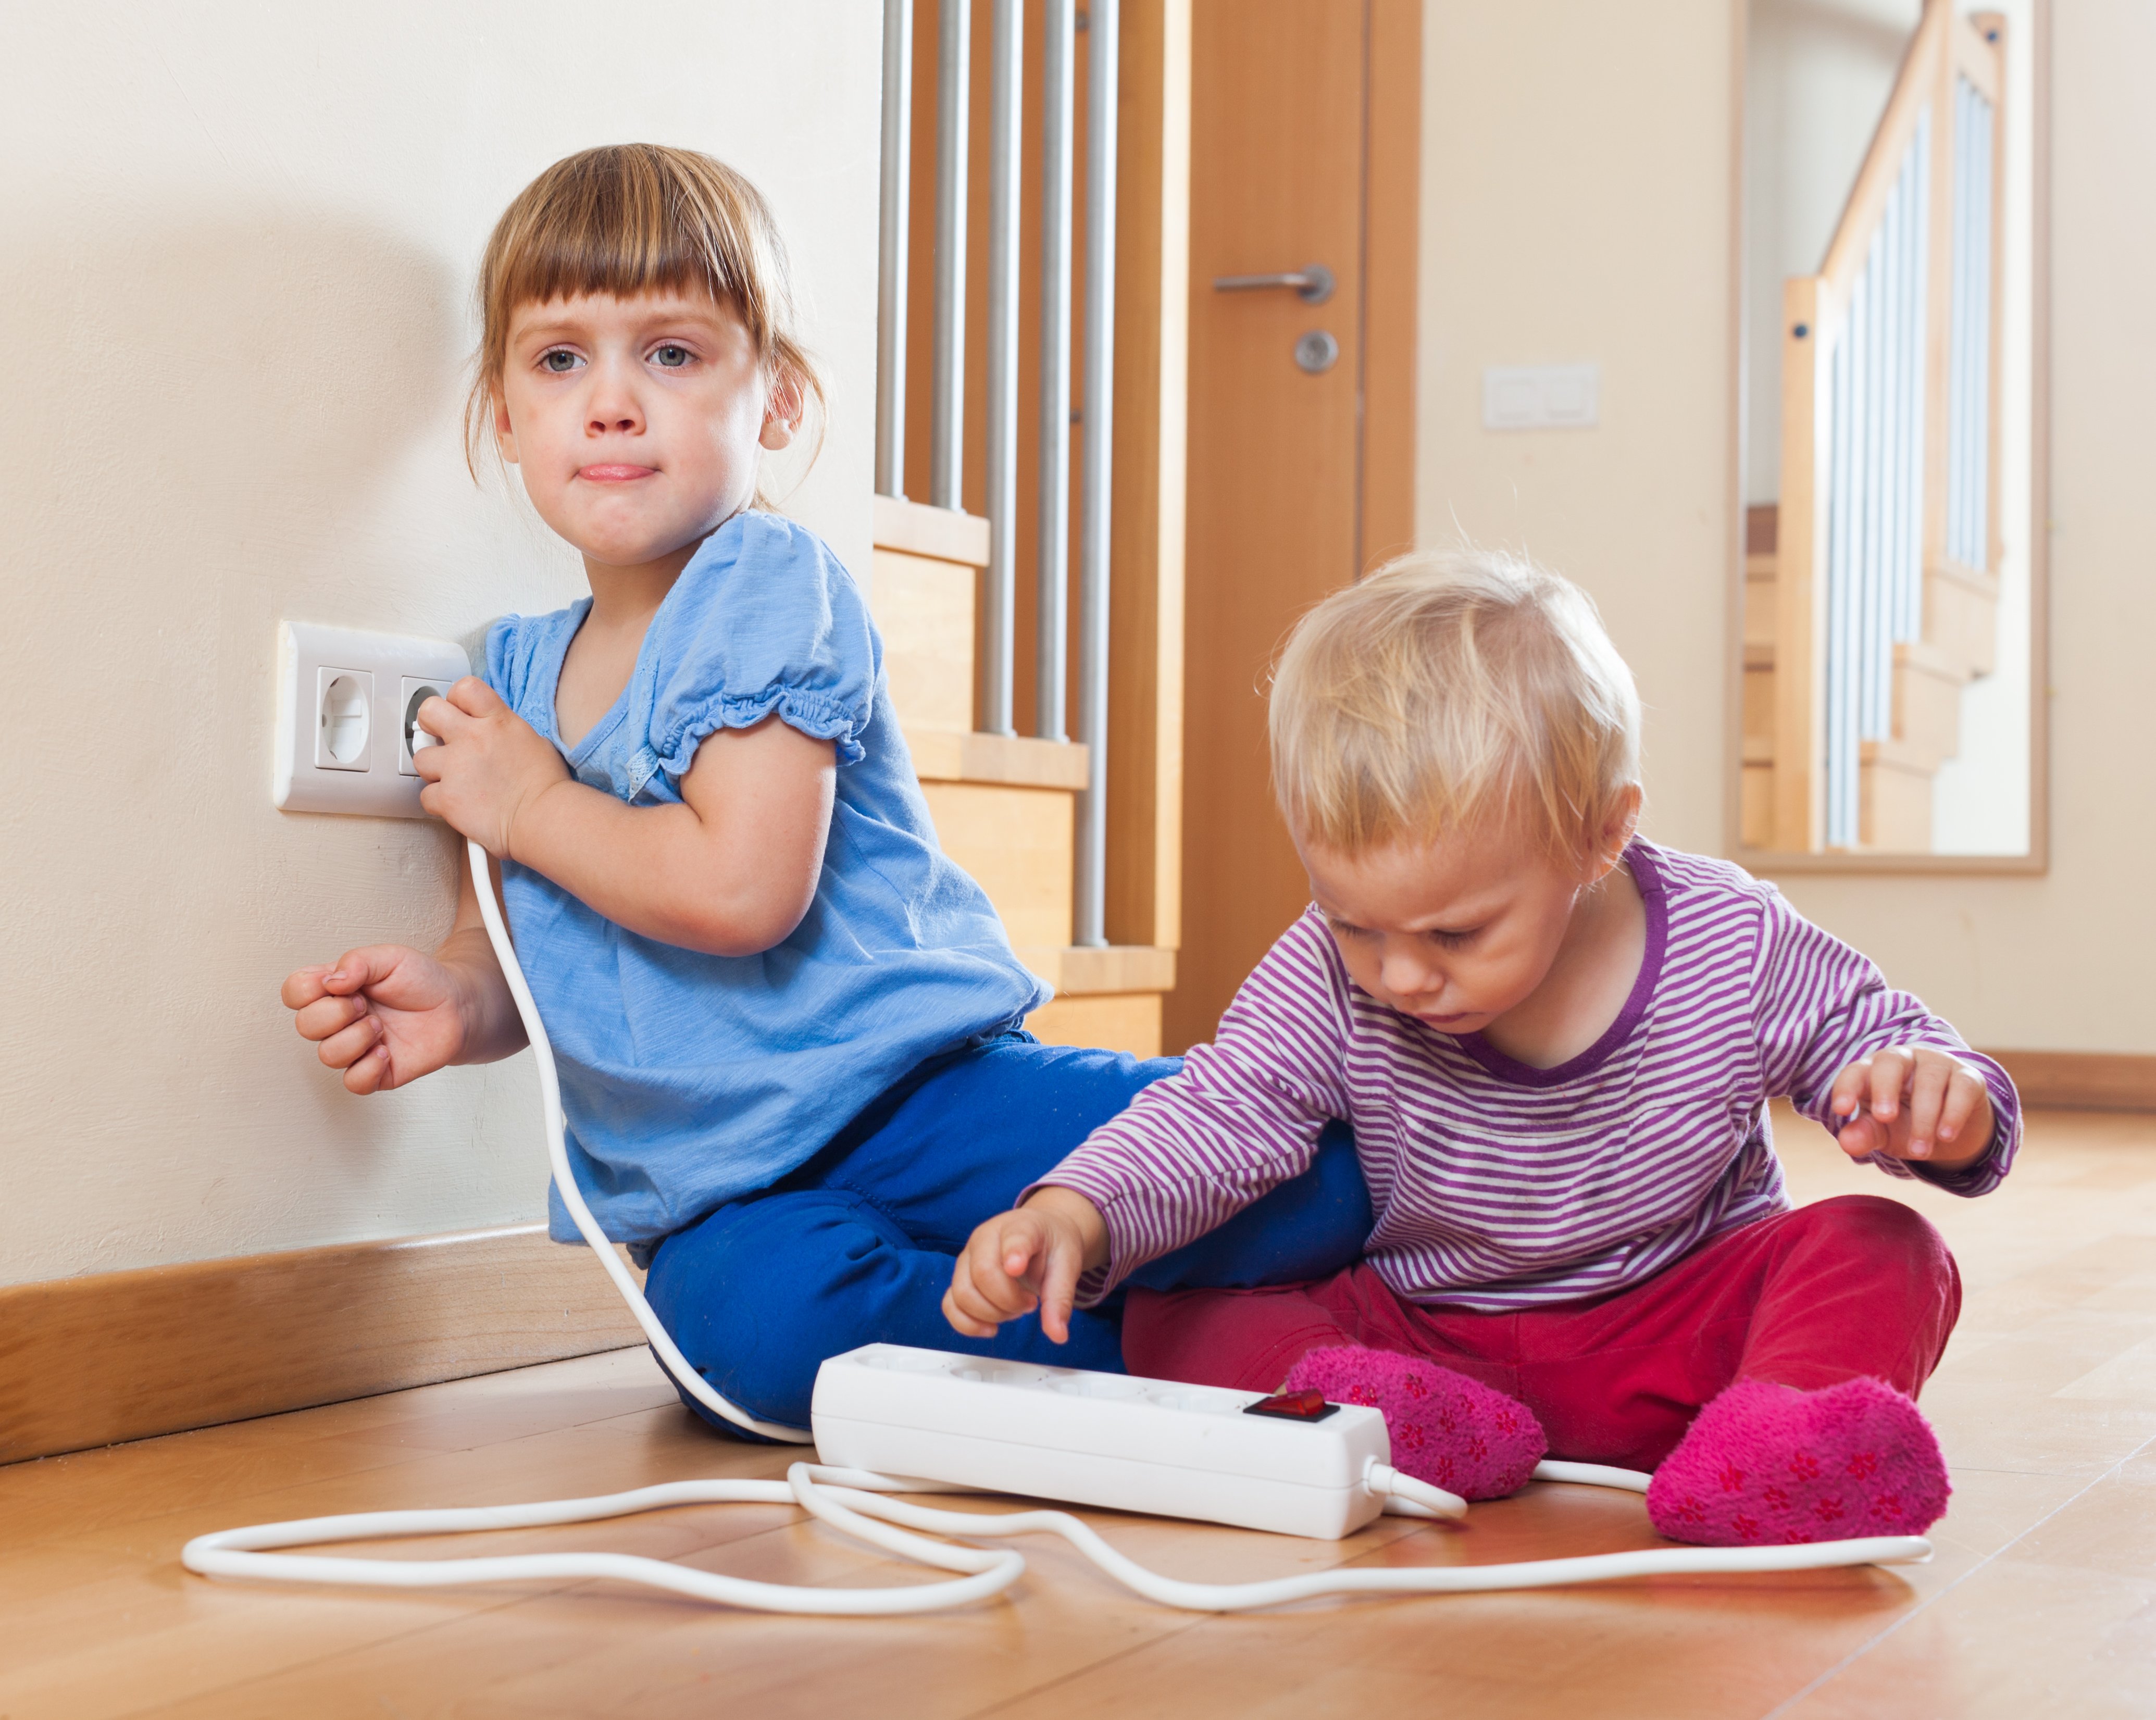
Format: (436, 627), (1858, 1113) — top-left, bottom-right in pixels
(1211, 262), (1335, 306)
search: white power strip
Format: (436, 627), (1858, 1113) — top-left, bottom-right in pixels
(812, 1343), (1398, 1539)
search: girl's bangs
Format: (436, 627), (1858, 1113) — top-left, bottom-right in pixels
(494, 168), (741, 315)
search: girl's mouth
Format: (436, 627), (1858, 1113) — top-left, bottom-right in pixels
(577, 464), (658, 482)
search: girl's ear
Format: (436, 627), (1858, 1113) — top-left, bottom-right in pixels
(1585, 783), (1644, 883)
(491, 388), (520, 466)
(759, 367), (805, 453)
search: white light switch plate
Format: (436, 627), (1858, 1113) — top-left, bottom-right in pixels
(1482, 363), (1600, 430)
(273, 622), (470, 817)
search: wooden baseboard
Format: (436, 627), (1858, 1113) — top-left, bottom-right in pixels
(0, 1225), (644, 1466)
(1981, 1050), (2156, 1114)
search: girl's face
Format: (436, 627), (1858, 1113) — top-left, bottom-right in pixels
(1298, 817), (1614, 1035)
(493, 291), (798, 574)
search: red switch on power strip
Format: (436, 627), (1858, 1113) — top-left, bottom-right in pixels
(1242, 1388), (1340, 1423)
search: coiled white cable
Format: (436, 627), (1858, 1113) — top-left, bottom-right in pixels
(181, 838), (1935, 1613)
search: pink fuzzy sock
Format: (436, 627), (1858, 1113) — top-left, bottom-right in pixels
(1646, 1376), (1951, 1546)
(1281, 1345), (1548, 1500)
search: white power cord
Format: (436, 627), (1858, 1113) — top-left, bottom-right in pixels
(182, 839), (1934, 1613)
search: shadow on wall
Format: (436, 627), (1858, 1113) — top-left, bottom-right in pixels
(0, 207), (530, 1273)
(4, 209), (457, 563)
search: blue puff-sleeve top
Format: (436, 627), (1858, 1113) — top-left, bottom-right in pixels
(482, 510), (1050, 1249)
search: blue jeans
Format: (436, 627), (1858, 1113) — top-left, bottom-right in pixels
(643, 1032), (1370, 1430)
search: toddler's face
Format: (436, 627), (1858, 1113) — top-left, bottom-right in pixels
(1300, 824), (1596, 1035)
(493, 291), (795, 572)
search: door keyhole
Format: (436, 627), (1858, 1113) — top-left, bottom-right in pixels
(1293, 330), (1340, 374)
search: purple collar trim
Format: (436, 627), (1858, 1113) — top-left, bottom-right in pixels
(1445, 839), (1669, 1089)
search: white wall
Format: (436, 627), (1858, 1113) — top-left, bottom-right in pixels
(1416, 0), (1738, 859)
(1416, 0), (2156, 1055)
(0, 2), (880, 1287)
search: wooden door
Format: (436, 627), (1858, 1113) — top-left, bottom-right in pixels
(1165, 0), (1420, 1052)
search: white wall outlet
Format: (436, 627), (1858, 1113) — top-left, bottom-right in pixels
(314, 669), (375, 770)
(1482, 363), (1601, 430)
(273, 622), (471, 817)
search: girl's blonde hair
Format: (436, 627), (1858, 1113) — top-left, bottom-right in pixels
(1270, 549), (1641, 859)
(465, 143), (825, 507)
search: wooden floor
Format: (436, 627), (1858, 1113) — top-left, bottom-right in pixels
(6, 1106), (2154, 1719)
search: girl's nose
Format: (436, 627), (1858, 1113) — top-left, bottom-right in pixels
(1378, 942), (1440, 1001)
(584, 357), (643, 435)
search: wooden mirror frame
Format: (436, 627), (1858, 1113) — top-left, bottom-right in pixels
(1724, 0), (2050, 876)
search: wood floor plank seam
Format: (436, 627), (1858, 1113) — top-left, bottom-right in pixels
(958, 1614), (1216, 1720)
(103, 1587), (550, 1720)
(1759, 1423), (2156, 1718)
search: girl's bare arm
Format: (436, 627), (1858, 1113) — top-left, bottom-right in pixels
(415, 677), (835, 958)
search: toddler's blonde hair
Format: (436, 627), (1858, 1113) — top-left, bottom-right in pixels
(1270, 549), (1641, 859)
(465, 143), (824, 507)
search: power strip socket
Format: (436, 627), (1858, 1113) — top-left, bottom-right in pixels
(810, 1344), (1392, 1540)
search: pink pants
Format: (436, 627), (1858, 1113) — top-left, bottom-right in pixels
(1123, 1194), (1962, 1470)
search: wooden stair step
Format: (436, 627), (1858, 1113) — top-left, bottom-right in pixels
(1015, 944), (1177, 996)
(905, 728), (1090, 792)
(875, 549), (977, 731)
(872, 494), (990, 567)
(1925, 558), (2000, 679)
(1858, 747), (1934, 849)
(920, 780), (1074, 948)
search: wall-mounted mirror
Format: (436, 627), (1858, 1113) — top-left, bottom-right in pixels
(1739, 0), (2043, 864)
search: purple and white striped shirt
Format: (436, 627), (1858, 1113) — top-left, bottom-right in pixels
(1043, 842), (2020, 1310)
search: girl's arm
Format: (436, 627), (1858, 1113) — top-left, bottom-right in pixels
(282, 849), (526, 1093)
(947, 914), (1357, 1345)
(1752, 884), (2020, 1192)
(414, 677), (836, 957)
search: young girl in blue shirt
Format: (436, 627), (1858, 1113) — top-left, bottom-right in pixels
(278, 144), (1366, 1431)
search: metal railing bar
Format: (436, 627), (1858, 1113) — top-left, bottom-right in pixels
(1074, 0), (1118, 946)
(980, 0), (1023, 736)
(1035, 0), (1076, 743)
(876, 0), (914, 498)
(930, 0), (971, 511)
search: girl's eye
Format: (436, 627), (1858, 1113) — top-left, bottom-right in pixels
(540, 350), (582, 374)
(1428, 927), (1479, 949)
(651, 344), (692, 368)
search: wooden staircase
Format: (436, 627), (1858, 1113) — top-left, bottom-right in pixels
(1741, 503), (1999, 850)
(870, 496), (1177, 1057)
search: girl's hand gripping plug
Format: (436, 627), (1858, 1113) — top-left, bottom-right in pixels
(410, 676), (571, 860)
(943, 1187), (1111, 1343)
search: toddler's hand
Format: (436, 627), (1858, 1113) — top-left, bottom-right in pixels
(282, 945), (469, 1094)
(413, 677), (570, 859)
(1827, 1044), (1995, 1170)
(943, 1188), (1108, 1344)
